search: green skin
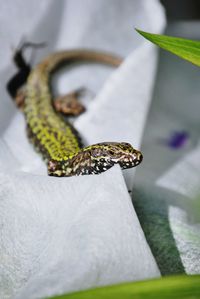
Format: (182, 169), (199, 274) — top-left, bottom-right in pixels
(23, 50), (143, 177)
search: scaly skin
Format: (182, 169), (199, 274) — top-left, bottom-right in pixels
(24, 50), (143, 176)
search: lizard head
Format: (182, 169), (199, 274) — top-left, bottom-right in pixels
(48, 142), (143, 176)
(81, 142), (143, 174)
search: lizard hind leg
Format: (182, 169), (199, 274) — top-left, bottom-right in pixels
(15, 86), (27, 110)
(13, 86), (87, 116)
(54, 87), (87, 116)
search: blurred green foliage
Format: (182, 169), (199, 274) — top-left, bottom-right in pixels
(48, 275), (200, 299)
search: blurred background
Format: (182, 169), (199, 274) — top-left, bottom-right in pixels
(161, 0), (200, 19)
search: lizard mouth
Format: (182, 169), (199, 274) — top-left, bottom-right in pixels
(119, 151), (143, 169)
(135, 152), (143, 164)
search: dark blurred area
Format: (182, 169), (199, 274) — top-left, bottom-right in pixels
(161, 0), (200, 20)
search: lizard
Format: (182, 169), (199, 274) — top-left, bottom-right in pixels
(7, 44), (143, 176)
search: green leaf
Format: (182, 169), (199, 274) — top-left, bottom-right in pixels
(136, 29), (200, 67)
(48, 275), (200, 299)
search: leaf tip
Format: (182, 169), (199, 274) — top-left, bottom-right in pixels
(135, 28), (143, 34)
(135, 28), (151, 39)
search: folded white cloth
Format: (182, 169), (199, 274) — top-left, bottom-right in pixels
(0, 167), (159, 299)
(0, 0), (165, 298)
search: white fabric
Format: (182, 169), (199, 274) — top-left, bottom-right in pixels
(0, 0), (165, 298)
(0, 167), (159, 299)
